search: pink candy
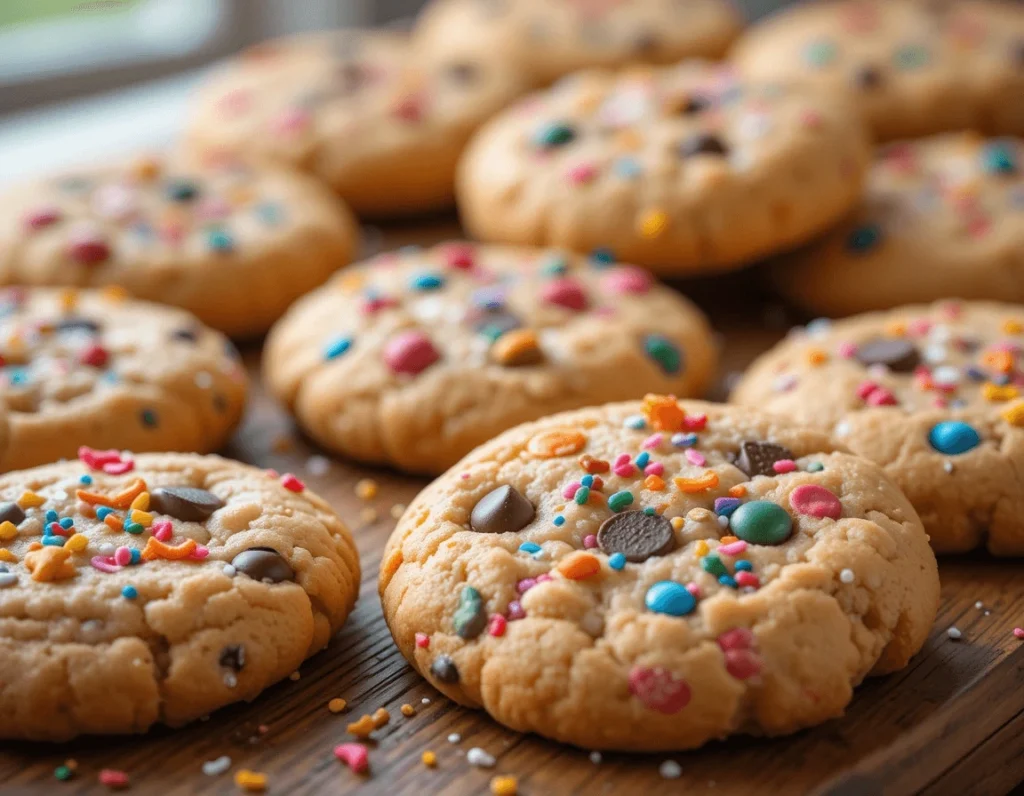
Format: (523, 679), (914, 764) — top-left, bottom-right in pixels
(334, 743), (370, 774)
(151, 520), (173, 542)
(685, 449), (706, 467)
(78, 446), (134, 474)
(114, 547), (133, 567)
(772, 459), (797, 474)
(790, 484), (843, 520)
(837, 341), (857, 359)
(583, 534), (597, 549)
(601, 266), (651, 296)
(717, 540), (748, 557)
(612, 453), (636, 477)
(507, 600), (526, 620)
(540, 278), (588, 311)
(281, 473), (305, 492)
(562, 482), (581, 499)
(644, 462), (664, 476)
(723, 649), (762, 680)
(383, 331), (440, 375)
(272, 107), (311, 135)
(641, 433), (663, 450)
(90, 556), (120, 574)
(441, 243), (475, 270)
(628, 666), (691, 714)
(566, 163), (598, 184)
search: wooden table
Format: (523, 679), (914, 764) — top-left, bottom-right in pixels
(2, 222), (1023, 796)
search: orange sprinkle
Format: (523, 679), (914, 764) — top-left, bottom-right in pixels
(884, 322), (907, 337)
(983, 350), (1014, 374)
(644, 475), (665, 491)
(490, 329), (543, 366)
(638, 208), (669, 238)
(527, 428), (587, 459)
(76, 478), (147, 509)
(556, 551), (601, 580)
(400, 703), (415, 717)
(983, 383), (1018, 402)
(694, 540), (710, 557)
(103, 514), (124, 532)
(328, 698), (347, 714)
(140, 537), (197, 562)
(642, 394), (685, 431)
(347, 715), (376, 739)
(728, 485), (747, 498)
(806, 348), (828, 366)
(1002, 319), (1023, 335)
(578, 454), (610, 474)
(1001, 401), (1024, 427)
(0, 521), (16, 541)
(0, 549), (17, 563)
(371, 708), (390, 728)
(670, 517), (684, 532)
(25, 547), (76, 582)
(101, 285), (129, 303)
(720, 535), (739, 545)
(422, 751), (437, 767)
(674, 472), (720, 493)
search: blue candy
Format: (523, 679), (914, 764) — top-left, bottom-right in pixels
(644, 581), (696, 616)
(608, 553), (627, 571)
(518, 542), (541, 555)
(322, 336), (353, 361)
(928, 421), (981, 455)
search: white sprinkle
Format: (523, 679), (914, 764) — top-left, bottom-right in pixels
(202, 756), (231, 776)
(931, 365), (960, 386)
(923, 344), (948, 364)
(447, 733), (461, 744)
(717, 515), (729, 528)
(223, 564), (236, 577)
(975, 601), (984, 610)
(659, 761), (682, 779)
(98, 543), (116, 557)
(840, 569), (855, 584)
(305, 455), (330, 476)
(466, 747), (496, 768)
(0, 572), (17, 588)
(589, 751), (602, 764)
(834, 421), (851, 438)
(223, 673), (237, 688)
(421, 697), (431, 705)
(943, 461), (954, 474)
(947, 626), (962, 640)
(194, 371), (213, 389)
(805, 318), (832, 337)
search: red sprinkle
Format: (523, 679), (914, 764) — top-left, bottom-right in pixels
(98, 769), (130, 789)
(415, 632), (430, 648)
(601, 266), (651, 295)
(24, 206), (62, 230)
(383, 331), (440, 375)
(723, 649), (762, 680)
(488, 614), (507, 637)
(539, 277), (588, 311)
(79, 344), (109, 368)
(628, 666), (691, 714)
(67, 229), (111, 265)
(334, 742), (370, 774)
(441, 243), (475, 270)
(281, 473), (305, 492)
(717, 628), (755, 651)
(735, 571), (760, 589)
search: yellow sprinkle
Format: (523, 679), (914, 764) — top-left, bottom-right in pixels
(338, 273), (364, 294)
(59, 289), (78, 312)
(64, 534), (89, 553)
(328, 698), (347, 714)
(400, 703), (415, 717)
(0, 521), (16, 541)
(18, 491), (45, 509)
(0, 549), (17, 563)
(637, 208), (669, 239)
(130, 492), (150, 511)
(491, 775), (519, 795)
(670, 517), (684, 532)
(982, 383), (1019, 402)
(289, 671), (301, 681)
(421, 751), (437, 767)
(234, 770), (267, 792)
(695, 540), (709, 557)
(129, 509), (153, 527)
(355, 479), (378, 500)
(1001, 401), (1024, 427)
(1002, 319), (1023, 335)
(101, 285), (130, 302)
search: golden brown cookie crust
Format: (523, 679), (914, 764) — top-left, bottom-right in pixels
(380, 399), (938, 751)
(0, 453), (359, 741)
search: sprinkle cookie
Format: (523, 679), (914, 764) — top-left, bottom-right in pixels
(0, 288), (246, 472)
(186, 30), (527, 216)
(263, 243), (716, 474)
(774, 134), (1024, 316)
(379, 398), (938, 750)
(0, 452), (359, 741)
(733, 302), (1024, 555)
(0, 154), (356, 338)
(414, 0), (743, 88)
(456, 61), (871, 275)
(732, 0), (1024, 141)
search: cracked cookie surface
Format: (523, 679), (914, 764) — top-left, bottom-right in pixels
(0, 288), (246, 472)
(732, 301), (1024, 555)
(0, 154), (356, 337)
(732, 0), (1024, 141)
(379, 398), (938, 751)
(0, 451), (359, 741)
(456, 60), (871, 275)
(263, 242), (716, 475)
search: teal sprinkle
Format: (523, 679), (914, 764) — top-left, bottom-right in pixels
(608, 552), (627, 571)
(643, 507), (656, 516)
(613, 158), (642, 179)
(9, 368), (29, 386)
(581, 475), (594, 487)
(845, 224), (882, 253)
(541, 256), (569, 276)
(254, 202), (283, 225)
(42, 536), (65, 547)
(478, 325), (506, 343)
(411, 273), (445, 291)
(718, 575), (739, 589)
(45, 510), (58, 523)
(590, 248), (615, 266)
(624, 415), (646, 430)
(54, 765), (73, 781)
(893, 45), (929, 70)
(130, 549), (142, 565)
(806, 462), (824, 472)
(518, 542), (541, 554)
(79, 474), (93, 484)
(124, 521), (145, 535)
(207, 229), (234, 252)
(122, 585), (138, 600)
(803, 39), (837, 67)
(534, 122), (576, 148)
(140, 409), (158, 428)
(574, 486), (590, 506)
(554, 515), (566, 527)
(701, 553), (728, 577)
(323, 336), (353, 361)
(635, 451), (650, 468)
(643, 335), (682, 375)
(59, 517), (74, 529)
(608, 491), (634, 512)
(96, 506), (113, 520)
(982, 142), (1017, 175)
(735, 560), (753, 572)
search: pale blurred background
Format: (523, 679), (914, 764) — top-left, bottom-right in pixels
(0, 0), (788, 186)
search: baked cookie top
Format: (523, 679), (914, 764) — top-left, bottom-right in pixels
(0, 154), (356, 338)
(456, 61), (871, 274)
(379, 399), (938, 751)
(0, 452), (359, 741)
(732, 301), (1024, 554)
(0, 288), (246, 472)
(732, 0), (1024, 141)
(186, 29), (528, 215)
(414, 0), (743, 87)
(775, 134), (1024, 315)
(263, 243), (717, 474)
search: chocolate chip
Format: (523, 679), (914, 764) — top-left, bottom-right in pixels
(736, 441), (795, 478)
(445, 62), (478, 83)
(855, 338), (920, 372)
(430, 655), (460, 684)
(149, 486), (224, 521)
(453, 586), (487, 639)
(219, 644), (246, 672)
(679, 95), (711, 115)
(597, 511), (675, 563)
(55, 317), (101, 334)
(852, 64), (883, 90)
(172, 327), (199, 343)
(231, 548), (295, 584)
(679, 133), (728, 158)
(470, 485), (535, 534)
(0, 502), (26, 527)
(165, 179), (200, 203)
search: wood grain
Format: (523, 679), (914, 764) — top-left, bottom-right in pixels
(1, 226), (1023, 795)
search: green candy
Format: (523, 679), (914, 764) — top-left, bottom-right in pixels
(607, 491), (634, 512)
(643, 335), (682, 375)
(54, 766), (73, 781)
(535, 122), (576, 148)
(701, 553), (728, 577)
(453, 586), (487, 639)
(729, 501), (793, 546)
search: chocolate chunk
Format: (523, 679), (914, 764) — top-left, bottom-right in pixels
(54, 317), (100, 334)
(219, 644), (246, 672)
(150, 486), (224, 521)
(597, 511), (675, 563)
(231, 548), (295, 584)
(470, 485), (534, 534)
(855, 338), (920, 372)
(736, 441), (795, 478)
(453, 586), (487, 639)
(852, 64), (883, 90)
(430, 655), (460, 684)
(171, 327), (199, 343)
(679, 133), (728, 158)
(679, 95), (711, 115)
(0, 502), (26, 527)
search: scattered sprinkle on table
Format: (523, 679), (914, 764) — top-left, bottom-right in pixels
(400, 703), (416, 717)
(660, 761), (682, 779)
(355, 479), (378, 500)
(422, 751), (437, 768)
(1014, 627), (1024, 640)
(328, 698), (347, 714)
(467, 748), (496, 768)
(202, 756), (232, 776)
(490, 775), (519, 795)
(99, 769), (129, 790)
(234, 770), (266, 792)
(447, 733), (461, 743)
(947, 627), (962, 640)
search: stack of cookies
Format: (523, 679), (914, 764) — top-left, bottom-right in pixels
(1, 0), (1022, 775)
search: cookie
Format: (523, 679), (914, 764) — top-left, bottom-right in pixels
(0, 452), (359, 741)
(263, 243), (716, 474)
(732, 301), (1024, 555)
(186, 29), (527, 217)
(414, 0), (743, 88)
(774, 134), (1024, 316)
(456, 61), (871, 276)
(732, 0), (1024, 142)
(0, 287), (246, 472)
(0, 154), (356, 338)
(379, 398), (938, 751)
